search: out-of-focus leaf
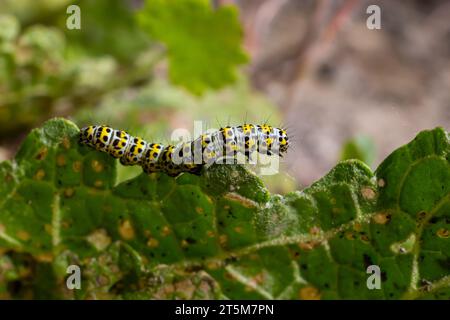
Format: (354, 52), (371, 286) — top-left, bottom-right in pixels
(137, 0), (248, 95)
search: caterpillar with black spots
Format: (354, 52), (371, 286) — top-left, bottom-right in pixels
(79, 124), (289, 177)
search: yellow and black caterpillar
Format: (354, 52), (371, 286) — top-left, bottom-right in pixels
(79, 124), (289, 177)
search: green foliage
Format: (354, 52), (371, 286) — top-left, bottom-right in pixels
(0, 12), (157, 136)
(0, 15), (69, 134)
(0, 119), (448, 299)
(62, 0), (152, 62)
(137, 0), (248, 95)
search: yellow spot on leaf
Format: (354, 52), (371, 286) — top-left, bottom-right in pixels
(36, 253), (53, 263)
(195, 207), (204, 214)
(234, 226), (243, 233)
(345, 231), (356, 240)
(353, 223), (362, 232)
(17, 230), (30, 241)
(147, 237), (159, 248)
(181, 239), (189, 248)
(206, 261), (221, 270)
(377, 179), (385, 187)
(299, 286), (321, 300)
(161, 225), (171, 237)
(56, 154), (66, 166)
(118, 220), (135, 240)
(34, 169), (45, 180)
(219, 234), (228, 246)
(360, 234), (370, 242)
(72, 161), (82, 172)
(373, 212), (391, 224)
(437, 228), (449, 238)
(64, 188), (75, 198)
(206, 230), (215, 238)
(94, 180), (103, 188)
(62, 137), (71, 149)
(35, 148), (48, 160)
(91, 160), (104, 172)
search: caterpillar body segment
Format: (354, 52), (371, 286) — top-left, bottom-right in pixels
(79, 123), (290, 177)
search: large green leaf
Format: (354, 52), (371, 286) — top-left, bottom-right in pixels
(137, 0), (248, 95)
(0, 119), (448, 299)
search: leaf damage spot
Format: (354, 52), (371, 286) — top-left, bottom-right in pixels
(181, 239), (189, 248)
(64, 188), (75, 198)
(86, 229), (111, 251)
(35, 147), (48, 161)
(372, 212), (391, 225)
(390, 234), (416, 254)
(361, 186), (377, 200)
(299, 286), (321, 300)
(16, 230), (30, 241)
(34, 169), (45, 180)
(234, 226), (243, 234)
(94, 180), (104, 188)
(219, 234), (228, 246)
(61, 136), (71, 150)
(56, 154), (66, 166)
(416, 211), (427, 223)
(91, 160), (104, 172)
(72, 160), (82, 172)
(118, 220), (135, 240)
(377, 179), (385, 187)
(206, 261), (221, 270)
(35, 253), (53, 263)
(360, 233), (370, 242)
(436, 228), (449, 238)
(147, 237), (159, 248)
(161, 225), (171, 237)
(345, 231), (356, 240)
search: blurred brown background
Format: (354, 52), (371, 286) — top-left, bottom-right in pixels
(237, 0), (450, 185)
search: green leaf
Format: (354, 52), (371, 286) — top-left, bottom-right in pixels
(0, 119), (448, 299)
(137, 0), (248, 95)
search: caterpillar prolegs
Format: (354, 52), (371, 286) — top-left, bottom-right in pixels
(79, 124), (289, 177)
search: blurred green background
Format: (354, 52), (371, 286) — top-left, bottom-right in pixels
(0, 0), (297, 194)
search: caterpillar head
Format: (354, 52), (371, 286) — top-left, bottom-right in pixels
(79, 125), (97, 147)
(279, 129), (289, 155)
